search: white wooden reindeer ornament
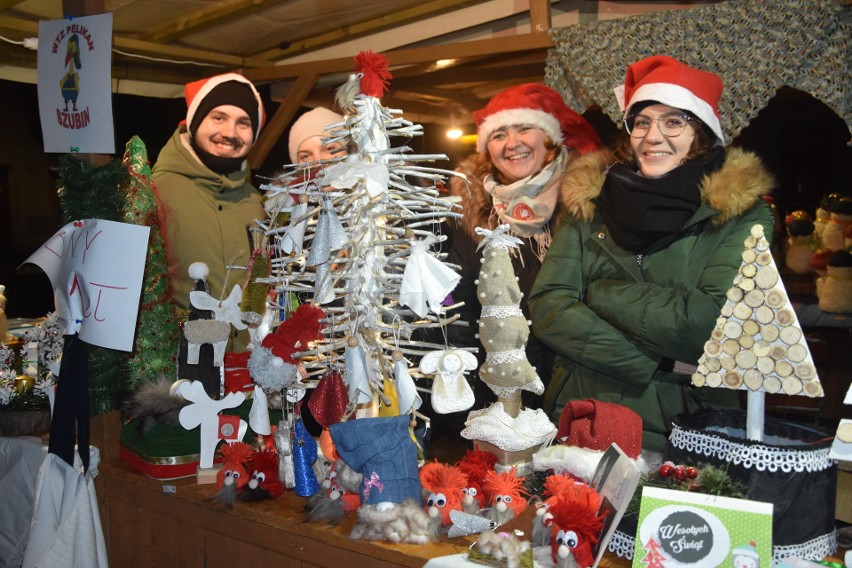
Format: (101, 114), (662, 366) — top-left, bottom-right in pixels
(177, 380), (247, 469)
(184, 284), (247, 367)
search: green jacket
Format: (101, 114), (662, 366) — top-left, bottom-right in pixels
(529, 148), (775, 452)
(152, 127), (264, 311)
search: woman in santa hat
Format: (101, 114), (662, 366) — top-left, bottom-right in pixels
(444, 84), (601, 408)
(528, 55), (776, 453)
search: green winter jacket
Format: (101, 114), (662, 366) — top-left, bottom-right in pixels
(529, 147), (775, 452)
(152, 127), (265, 312)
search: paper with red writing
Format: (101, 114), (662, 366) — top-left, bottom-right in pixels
(23, 219), (150, 351)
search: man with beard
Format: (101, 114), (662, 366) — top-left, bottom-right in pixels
(153, 73), (266, 327)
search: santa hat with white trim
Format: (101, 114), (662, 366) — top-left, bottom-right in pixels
(182, 73), (266, 143)
(473, 83), (600, 155)
(616, 55), (725, 144)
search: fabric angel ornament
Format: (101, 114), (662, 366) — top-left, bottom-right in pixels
(419, 349), (477, 414)
(399, 236), (461, 318)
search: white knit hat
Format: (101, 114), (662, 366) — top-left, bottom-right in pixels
(288, 107), (345, 163)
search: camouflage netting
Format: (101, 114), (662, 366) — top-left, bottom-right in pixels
(546, 0), (851, 141)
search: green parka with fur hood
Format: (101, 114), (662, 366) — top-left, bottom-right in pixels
(529, 147), (775, 452)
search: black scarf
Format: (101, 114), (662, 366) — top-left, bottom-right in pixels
(599, 146), (725, 254)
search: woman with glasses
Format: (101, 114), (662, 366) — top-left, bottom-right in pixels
(529, 55), (775, 453)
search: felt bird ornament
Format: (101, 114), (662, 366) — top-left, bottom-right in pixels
(419, 461), (469, 533)
(215, 441), (254, 507)
(482, 468), (529, 527)
(546, 482), (606, 568)
(239, 449), (284, 502)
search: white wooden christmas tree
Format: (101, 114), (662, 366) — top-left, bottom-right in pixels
(692, 224), (824, 441)
(253, 52), (466, 416)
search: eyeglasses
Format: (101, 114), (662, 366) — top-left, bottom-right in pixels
(623, 112), (695, 138)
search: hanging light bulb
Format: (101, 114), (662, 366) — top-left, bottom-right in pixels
(447, 109), (462, 139)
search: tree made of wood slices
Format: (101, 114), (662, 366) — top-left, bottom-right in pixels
(254, 52), (465, 416)
(461, 225), (554, 472)
(692, 224), (824, 441)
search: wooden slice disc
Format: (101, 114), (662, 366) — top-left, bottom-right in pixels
(719, 356), (736, 370)
(760, 324), (780, 342)
(753, 340), (772, 357)
(756, 238), (770, 252)
(764, 375), (782, 393)
(696, 362), (709, 374)
(722, 339), (741, 356)
(802, 380), (823, 398)
(726, 287), (743, 303)
(742, 319), (760, 336)
(836, 422), (852, 443)
(733, 303), (753, 320)
(706, 372), (722, 387)
(723, 371), (743, 389)
(738, 334), (755, 350)
(704, 357), (722, 372)
(743, 319), (760, 335)
(738, 277), (755, 292)
(756, 250), (772, 265)
(795, 361), (816, 380)
(711, 327), (726, 341)
(741, 263), (757, 278)
(744, 369), (764, 391)
(744, 235), (757, 249)
(775, 360), (793, 377)
(741, 249), (757, 264)
(781, 376), (803, 395)
(775, 308), (795, 327)
(721, 303), (734, 317)
(750, 225), (765, 239)
(770, 345), (788, 361)
(787, 344), (807, 363)
(744, 289), (765, 308)
(755, 265), (779, 289)
(735, 349), (757, 369)
(723, 321), (743, 339)
(779, 326), (802, 346)
(754, 306), (775, 324)
(757, 356), (775, 374)
(765, 289), (787, 309)
(691, 373), (706, 387)
(704, 340), (722, 357)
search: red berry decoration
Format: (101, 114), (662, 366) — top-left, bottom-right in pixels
(659, 464), (674, 478)
(674, 466), (686, 481)
(685, 466), (698, 479)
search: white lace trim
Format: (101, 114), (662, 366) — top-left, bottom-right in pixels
(608, 530), (635, 559)
(481, 305), (524, 318)
(484, 349), (526, 365)
(772, 531), (837, 566)
(73, 446), (101, 481)
(669, 426), (835, 473)
(606, 528), (837, 564)
(460, 403), (556, 451)
(486, 378), (544, 398)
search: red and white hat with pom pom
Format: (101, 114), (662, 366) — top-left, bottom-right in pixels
(473, 83), (600, 155)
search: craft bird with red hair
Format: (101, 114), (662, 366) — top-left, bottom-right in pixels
(419, 461), (469, 527)
(482, 468), (529, 526)
(546, 482), (605, 568)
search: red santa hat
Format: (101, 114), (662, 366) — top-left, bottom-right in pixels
(473, 83), (600, 155)
(617, 55), (725, 144)
(183, 73), (266, 142)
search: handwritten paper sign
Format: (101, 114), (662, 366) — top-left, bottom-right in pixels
(632, 487), (772, 568)
(23, 219), (150, 351)
(37, 13), (115, 154)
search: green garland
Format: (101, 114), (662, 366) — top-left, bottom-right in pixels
(121, 136), (180, 387)
(57, 154), (132, 414)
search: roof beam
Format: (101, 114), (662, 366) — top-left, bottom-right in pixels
(253, 0), (489, 61)
(142, 0), (299, 44)
(242, 32), (554, 83)
(249, 73), (317, 170)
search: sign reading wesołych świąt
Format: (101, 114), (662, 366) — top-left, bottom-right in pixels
(37, 12), (114, 154)
(23, 219), (149, 352)
(633, 487), (772, 568)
